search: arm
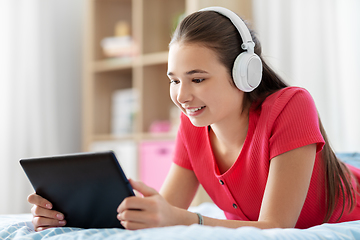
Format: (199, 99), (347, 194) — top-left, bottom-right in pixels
(160, 163), (199, 209)
(257, 143), (316, 228)
(118, 144), (316, 229)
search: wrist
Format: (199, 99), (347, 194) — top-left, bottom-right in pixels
(174, 207), (200, 226)
(195, 212), (204, 225)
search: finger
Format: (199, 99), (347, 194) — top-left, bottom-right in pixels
(117, 196), (145, 213)
(120, 219), (150, 230)
(117, 208), (160, 225)
(31, 205), (64, 221)
(27, 193), (52, 210)
(36, 222), (66, 232)
(36, 226), (53, 232)
(118, 194), (162, 213)
(133, 189), (141, 197)
(129, 179), (158, 197)
(33, 216), (66, 230)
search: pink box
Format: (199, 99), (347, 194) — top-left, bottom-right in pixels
(139, 140), (175, 192)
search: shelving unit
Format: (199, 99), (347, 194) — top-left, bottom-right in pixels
(82, 0), (252, 205)
(83, 0), (183, 147)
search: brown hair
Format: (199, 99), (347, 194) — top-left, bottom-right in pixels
(170, 10), (358, 222)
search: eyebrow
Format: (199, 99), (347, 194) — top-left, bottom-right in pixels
(167, 69), (209, 77)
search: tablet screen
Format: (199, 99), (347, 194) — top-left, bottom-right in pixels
(20, 151), (135, 229)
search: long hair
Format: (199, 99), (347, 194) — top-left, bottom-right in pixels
(170, 10), (357, 222)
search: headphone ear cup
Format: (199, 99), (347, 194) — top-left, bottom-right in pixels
(233, 52), (263, 92)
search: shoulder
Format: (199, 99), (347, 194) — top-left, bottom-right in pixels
(256, 87), (324, 158)
(252, 87), (320, 136)
(264, 86), (314, 107)
(260, 87), (317, 117)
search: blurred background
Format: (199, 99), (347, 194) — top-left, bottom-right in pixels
(0, 0), (359, 214)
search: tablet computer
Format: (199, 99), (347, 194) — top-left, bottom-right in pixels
(20, 151), (135, 229)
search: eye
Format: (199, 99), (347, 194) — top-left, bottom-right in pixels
(169, 79), (180, 84)
(193, 78), (205, 83)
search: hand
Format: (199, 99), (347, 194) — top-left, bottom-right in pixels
(27, 193), (66, 231)
(117, 179), (179, 230)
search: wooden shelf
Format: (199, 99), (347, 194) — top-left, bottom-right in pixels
(93, 51), (168, 73)
(142, 51), (169, 66)
(93, 57), (133, 73)
(83, 1), (184, 146)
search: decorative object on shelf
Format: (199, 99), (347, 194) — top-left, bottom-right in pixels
(101, 21), (138, 58)
(111, 88), (138, 136)
(149, 120), (172, 133)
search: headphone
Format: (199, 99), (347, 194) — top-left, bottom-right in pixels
(199, 7), (263, 92)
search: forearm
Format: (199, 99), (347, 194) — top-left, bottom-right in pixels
(202, 217), (284, 229)
(160, 164), (199, 209)
(175, 207), (286, 229)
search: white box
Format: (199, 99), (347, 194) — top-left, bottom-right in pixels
(90, 140), (138, 180)
(111, 88), (138, 136)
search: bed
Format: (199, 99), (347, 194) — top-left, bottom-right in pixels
(1, 153), (359, 240)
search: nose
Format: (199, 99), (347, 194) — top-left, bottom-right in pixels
(176, 82), (192, 104)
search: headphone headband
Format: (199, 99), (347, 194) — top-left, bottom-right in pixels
(198, 6), (255, 53)
(198, 6), (263, 92)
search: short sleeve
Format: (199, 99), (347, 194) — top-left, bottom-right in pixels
(172, 114), (193, 170)
(269, 88), (325, 159)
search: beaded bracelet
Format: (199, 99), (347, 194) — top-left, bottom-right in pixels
(195, 212), (204, 225)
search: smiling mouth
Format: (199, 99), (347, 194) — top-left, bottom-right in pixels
(186, 106), (206, 113)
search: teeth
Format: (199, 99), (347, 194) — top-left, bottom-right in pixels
(187, 106), (204, 113)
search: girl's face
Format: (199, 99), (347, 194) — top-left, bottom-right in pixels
(167, 43), (245, 127)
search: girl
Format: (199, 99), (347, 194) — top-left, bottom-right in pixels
(28, 7), (360, 231)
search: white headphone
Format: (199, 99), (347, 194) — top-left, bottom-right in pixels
(199, 7), (263, 92)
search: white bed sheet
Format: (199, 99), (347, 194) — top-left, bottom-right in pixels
(1, 203), (360, 240)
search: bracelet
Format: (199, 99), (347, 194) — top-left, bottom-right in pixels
(195, 212), (204, 225)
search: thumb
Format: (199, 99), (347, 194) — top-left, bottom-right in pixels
(129, 179), (158, 197)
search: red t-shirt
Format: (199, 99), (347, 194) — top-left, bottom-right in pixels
(173, 87), (360, 228)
